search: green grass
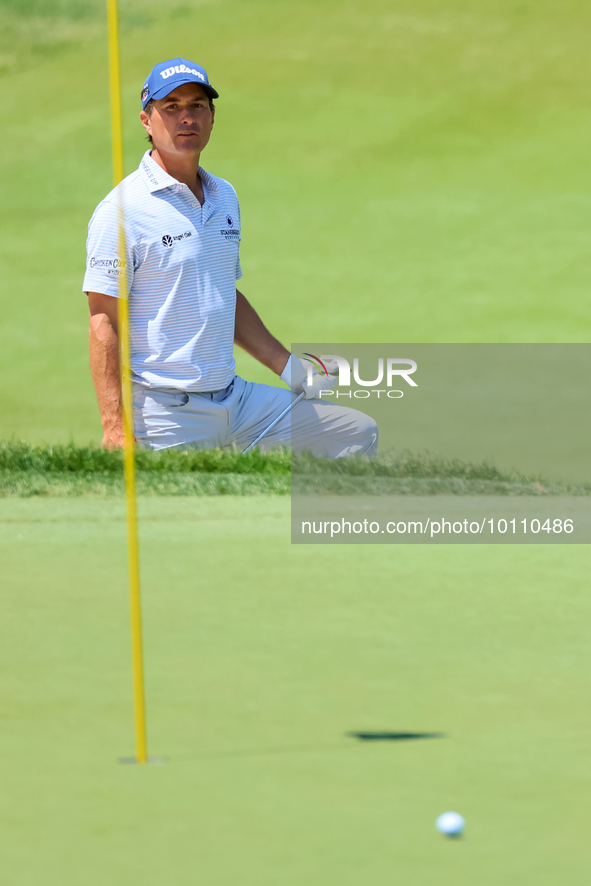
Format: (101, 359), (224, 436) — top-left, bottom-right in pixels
(0, 440), (290, 474)
(3, 442), (587, 497)
(293, 451), (591, 496)
(1, 496), (590, 884)
(0, 442), (291, 495)
(0, 471), (291, 497)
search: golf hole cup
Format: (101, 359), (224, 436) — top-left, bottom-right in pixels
(435, 811), (465, 838)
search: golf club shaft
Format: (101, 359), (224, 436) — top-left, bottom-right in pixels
(242, 391), (306, 454)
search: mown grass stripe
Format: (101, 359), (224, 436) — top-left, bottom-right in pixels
(0, 442), (560, 482)
(1, 443), (587, 497)
(0, 471), (290, 498)
(0, 442), (290, 475)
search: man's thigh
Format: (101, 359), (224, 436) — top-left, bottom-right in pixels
(134, 380), (281, 451)
(228, 378), (294, 450)
(133, 386), (228, 450)
(230, 379), (378, 458)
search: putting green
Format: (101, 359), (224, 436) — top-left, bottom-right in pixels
(1, 496), (590, 884)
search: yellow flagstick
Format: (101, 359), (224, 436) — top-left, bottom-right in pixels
(106, 0), (148, 765)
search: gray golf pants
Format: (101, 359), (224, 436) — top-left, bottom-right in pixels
(133, 375), (378, 458)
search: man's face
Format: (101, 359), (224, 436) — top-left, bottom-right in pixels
(140, 82), (215, 156)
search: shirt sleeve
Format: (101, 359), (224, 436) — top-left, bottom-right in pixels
(82, 198), (136, 298)
(235, 198), (243, 281)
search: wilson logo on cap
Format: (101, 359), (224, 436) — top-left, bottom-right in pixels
(160, 64), (205, 81)
(141, 58), (219, 107)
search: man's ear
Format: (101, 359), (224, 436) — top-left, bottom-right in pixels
(139, 110), (152, 137)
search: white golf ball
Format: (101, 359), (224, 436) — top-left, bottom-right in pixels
(435, 811), (465, 838)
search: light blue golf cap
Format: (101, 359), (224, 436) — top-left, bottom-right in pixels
(141, 58), (219, 108)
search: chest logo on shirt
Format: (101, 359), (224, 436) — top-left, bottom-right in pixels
(162, 232), (193, 248)
(220, 216), (240, 241)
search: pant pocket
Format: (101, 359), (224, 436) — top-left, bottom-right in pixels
(142, 390), (189, 411)
(162, 392), (190, 409)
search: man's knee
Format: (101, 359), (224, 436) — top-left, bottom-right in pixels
(349, 411), (378, 457)
(285, 399), (379, 459)
(320, 406), (378, 459)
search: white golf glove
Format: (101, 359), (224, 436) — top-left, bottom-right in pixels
(280, 354), (339, 399)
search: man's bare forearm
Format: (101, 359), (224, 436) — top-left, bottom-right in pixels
(88, 294), (125, 447)
(234, 289), (289, 375)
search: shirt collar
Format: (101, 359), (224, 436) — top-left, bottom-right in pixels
(139, 150), (219, 200)
(139, 150), (178, 193)
(198, 166), (219, 199)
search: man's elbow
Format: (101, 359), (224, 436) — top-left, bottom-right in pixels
(89, 311), (118, 340)
(88, 292), (119, 330)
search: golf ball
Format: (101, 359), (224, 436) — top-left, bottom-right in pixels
(435, 811), (465, 838)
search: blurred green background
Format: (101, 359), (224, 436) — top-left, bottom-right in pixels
(1, 0), (590, 442)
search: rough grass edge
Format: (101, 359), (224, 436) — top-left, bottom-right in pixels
(1, 442), (588, 497)
(0, 472), (290, 498)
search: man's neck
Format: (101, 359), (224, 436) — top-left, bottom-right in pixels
(150, 148), (202, 197)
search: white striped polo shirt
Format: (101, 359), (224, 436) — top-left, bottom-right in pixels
(83, 150), (242, 391)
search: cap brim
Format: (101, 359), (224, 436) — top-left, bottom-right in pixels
(150, 78), (219, 102)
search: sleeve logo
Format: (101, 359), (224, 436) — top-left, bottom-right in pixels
(89, 257), (126, 269)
